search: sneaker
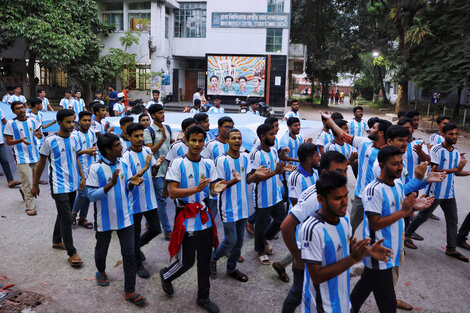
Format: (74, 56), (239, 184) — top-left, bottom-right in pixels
(137, 265), (150, 279)
(196, 298), (220, 313)
(159, 268), (174, 295)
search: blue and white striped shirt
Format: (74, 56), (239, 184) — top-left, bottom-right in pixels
(426, 143), (460, 199)
(430, 133), (444, 146)
(113, 103), (126, 117)
(72, 129), (97, 177)
(91, 119), (105, 135)
(207, 106), (225, 114)
(39, 97), (50, 111)
(301, 213), (351, 313)
(165, 140), (188, 163)
(202, 138), (229, 160)
(348, 119), (369, 137)
(2, 93), (12, 104)
(4, 118), (41, 164)
(122, 146), (157, 214)
(70, 98), (85, 113)
(215, 153), (252, 223)
(86, 158), (134, 232)
(284, 110), (300, 120)
(119, 136), (132, 150)
(205, 130), (216, 143)
(316, 130), (334, 147)
(288, 166), (319, 201)
(352, 136), (379, 198)
(8, 95), (26, 104)
(403, 140), (428, 182)
(250, 146), (283, 208)
(325, 140), (356, 160)
(166, 156), (216, 232)
(279, 131), (304, 169)
(59, 97), (76, 110)
(40, 134), (81, 194)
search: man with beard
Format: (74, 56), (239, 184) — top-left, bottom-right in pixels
(283, 99), (301, 121)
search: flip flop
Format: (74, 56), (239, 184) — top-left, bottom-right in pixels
(258, 254), (270, 265)
(404, 238), (417, 249)
(410, 233), (424, 241)
(227, 269), (248, 282)
(8, 181), (21, 188)
(95, 272), (110, 286)
(78, 219), (93, 229)
(272, 262), (290, 283)
(125, 293), (147, 307)
(445, 251), (469, 263)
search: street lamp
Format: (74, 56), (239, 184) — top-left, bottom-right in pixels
(372, 51), (380, 58)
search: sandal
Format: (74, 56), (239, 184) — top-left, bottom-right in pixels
(125, 293), (147, 307)
(71, 212), (77, 226)
(78, 218), (93, 229)
(227, 269), (248, 282)
(8, 181), (21, 188)
(445, 251), (469, 263)
(430, 214), (440, 221)
(96, 272), (110, 286)
(258, 253), (270, 265)
(265, 242), (274, 255)
(272, 262), (290, 283)
(410, 232), (424, 241)
(26, 209), (37, 216)
(404, 238), (417, 249)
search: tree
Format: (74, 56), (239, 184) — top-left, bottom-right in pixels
(107, 30), (141, 89)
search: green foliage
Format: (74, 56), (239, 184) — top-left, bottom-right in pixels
(107, 29), (141, 88)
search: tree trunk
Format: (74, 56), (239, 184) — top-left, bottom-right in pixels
(453, 86), (463, 120)
(320, 82), (330, 107)
(395, 81), (408, 113)
(27, 50), (36, 101)
(84, 82), (93, 106)
(377, 67), (389, 104)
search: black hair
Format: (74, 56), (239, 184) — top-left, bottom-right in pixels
(443, 122), (458, 133)
(97, 133), (120, 157)
(405, 110), (419, 119)
(332, 119), (348, 137)
(218, 116), (234, 127)
(65, 89), (72, 94)
(257, 123), (274, 138)
(249, 98), (260, 105)
(224, 76), (234, 82)
(319, 151), (347, 172)
(193, 99), (201, 107)
(376, 118), (392, 134)
(298, 143), (318, 163)
(6, 86), (14, 91)
(436, 115), (451, 125)
(185, 125), (207, 140)
(291, 99), (299, 104)
(316, 171), (347, 198)
(196, 88), (202, 93)
(331, 112), (344, 120)
(210, 75), (218, 81)
(378, 145), (402, 164)
(367, 117), (380, 129)
(92, 102), (106, 114)
(194, 112), (209, 123)
(228, 128), (242, 138)
(56, 109), (75, 123)
(287, 117), (300, 127)
(126, 122), (145, 136)
(95, 89), (103, 94)
(30, 98), (42, 108)
(148, 103), (164, 115)
(385, 125), (410, 141)
(78, 111), (92, 120)
(353, 106), (363, 113)
(119, 116), (134, 127)
(212, 95), (221, 101)
(37, 88), (45, 95)
(138, 113), (149, 122)
(108, 85), (115, 89)
(238, 76), (247, 82)
(397, 118), (413, 127)
(124, 86), (131, 90)
(182, 117), (197, 132)
(10, 101), (23, 112)
(152, 90), (160, 94)
(397, 111), (406, 119)
(264, 117), (278, 127)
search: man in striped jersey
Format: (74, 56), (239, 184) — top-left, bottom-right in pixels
(114, 93), (129, 117)
(164, 117), (197, 164)
(2, 85), (14, 103)
(145, 90), (163, 110)
(8, 85), (28, 108)
(325, 119), (358, 177)
(4, 101), (43, 215)
(207, 96), (224, 114)
(250, 123), (295, 265)
(122, 123), (165, 279)
(161, 125), (226, 313)
(210, 129), (269, 282)
(119, 116), (134, 150)
(31, 109), (86, 268)
(194, 112), (215, 143)
(0, 106), (21, 188)
(71, 90), (86, 113)
(71, 111), (98, 228)
(301, 171), (392, 313)
(349, 106), (369, 137)
(316, 114), (334, 155)
(27, 98), (56, 150)
(37, 89), (53, 111)
(91, 102), (113, 135)
(283, 99), (300, 121)
(405, 123), (470, 262)
(87, 133), (148, 307)
(351, 146), (434, 313)
(279, 117), (305, 170)
(59, 90), (76, 110)
(280, 151), (348, 313)
(430, 115), (450, 146)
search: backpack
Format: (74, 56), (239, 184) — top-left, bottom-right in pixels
(147, 124), (172, 143)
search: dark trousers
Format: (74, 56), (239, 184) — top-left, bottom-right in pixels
(212, 218), (246, 272)
(0, 143), (14, 182)
(162, 228), (213, 300)
(52, 191), (77, 257)
(351, 267), (397, 313)
(254, 201), (286, 253)
(405, 198), (458, 251)
(281, 265), (304, 313)
(95, 225), (136, 293)
(457, 211), (470, 244)
(133, 209), (161, 267)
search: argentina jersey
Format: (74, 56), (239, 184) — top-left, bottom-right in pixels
(86, 159), (134, 231)
(207, 106), (225, 114)
(165, 140), (189, 163)
(201, 138), (229, 160)
(362, 178), (404, 270)
(40, 134), (81, 194)
(300, 212), (351, 313)
(166, 156), (216, 232)
(430, 133), (444, 146)
(59, 97), (76, 109)
(119, 136), (132, 150)
(325, 140), (356, 160)
(279, 131), (303, 169)
(4, 118), (41, 164)
(40, 97), (50, 111)
(288, 167), (319, 202)
(250, 146), (283, 208)
(426, 143), (460, 199)
(289, 185), (319, 223)
(71, 98), (85, 113)
(316, 130), (334, 148)
(205, 130), (216, 143)
(72, 129), (97, 177)
(404, 140), (428, 182)
(113, 102), (126, 117)
(215, 152), (251, 223)
(352, 136), (379, 198)
(26, 111), (44, 146)
(9, 95), (26, 104)
(122, 146), (157, 214)
(348, 119), (368, 137)
(91, 119), (105, 135)
(2, 94), (11, 103)
(284, 110), (300, 120)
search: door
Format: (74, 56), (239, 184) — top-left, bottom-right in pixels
(185, 71), (199, 103)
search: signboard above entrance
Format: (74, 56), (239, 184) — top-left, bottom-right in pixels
(212, 12), (290, 28)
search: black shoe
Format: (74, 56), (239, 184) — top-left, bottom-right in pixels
(457, 241), (470, 251)
(196, 298), (220, 313)
(137, 265), (150, 279)
(138, 250), (146, 262)
(410, 232), (424, 241)
(159, 268), (174, 295)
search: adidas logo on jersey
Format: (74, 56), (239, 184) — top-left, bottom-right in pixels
(188, 174), (194, 179)
(303, 242), (309, 248)
(337, 244), (342, 252)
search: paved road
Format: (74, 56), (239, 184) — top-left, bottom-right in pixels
(1, 106), (470, 312)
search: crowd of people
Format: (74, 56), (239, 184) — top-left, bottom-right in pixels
(1, 85), (470, 313)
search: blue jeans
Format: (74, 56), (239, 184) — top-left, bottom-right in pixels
(0, 143), (14, 182)
(206, 198), (218, 220)
(153, 176), (171, 234)
(212, 218), (246, 272)
(72, 187), (90, 219)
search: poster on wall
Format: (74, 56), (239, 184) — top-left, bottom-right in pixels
(206, 55), (266, 97)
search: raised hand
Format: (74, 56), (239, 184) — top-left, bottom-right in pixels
(21, 137), (30, 145)
(350, 238), (371, 262)
(414, 194), (435, 210)
(145, 152), (154, 168)
(82, 147), (98, 156)
(130, 175), (145, 186)
(413, 142), (424, 154)
(284, 162), (296, 173)
(111, 169), (120, 186)
(458, 154), (467, 171)
(305, 137), (313, 143)
(319, 111), (331, 120)
(426, 171), (446, 183)
(155, 155), (165, 167)
(232, 170), (242, 182)
(212, 180), (227, 194)
(368, 238), (393, 263)
(196, 178), (211, 192)
(414, 161), (429, 181)
(401, 193), (417, 215)
(254, 165), (269, 178)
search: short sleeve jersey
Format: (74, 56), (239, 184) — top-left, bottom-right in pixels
(288, 167), (319, 201)
(70, 98), (85, 113)
(4, 118), (41, 164)
(207, 106), (225, 114)
(40, 134), (81, 194)
(86, 159), (134, 231)
(143, 123), (172, 177)
(9, 95), (26, 104)
(289, 184), (319, 224)
(250, 146), (283, 208)
(300, 212), (351, 313)
(165, 140), (188, 163)
(40, 97), (50, 111)
(316, 130), (334, 147)
(59, 98), (76, 110)
(352, 136), (379, 198)
(325, 140), (356, 160)
(284, 110), (300, 120)
(201, 138), (229, 160)
(121, 147), (157, 214)
(348, 119), (369, 137)
(72, 129), (97, 177)
(362, 178), (404, 270)
(113, 103), (126, 117)
(279, 131), (304, 169)
(91, 119), (105, 135)
(403, 140), (428, 182)
(166, 156), (217, 232)
(426, 143), (460, 199)
(430, 133), (444, 146)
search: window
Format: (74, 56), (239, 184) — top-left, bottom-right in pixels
(174, 2), (206, 38)
(129, 13), (151, 31)
(266, 29), (283, 53)
(268, 0), (284, 13)
(136, 65), (151, 90)
(128, 2), (150, 10)
(34, 62), (68, 87)
(165, 16), (169, 39)
(102, 3), (124, 31)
